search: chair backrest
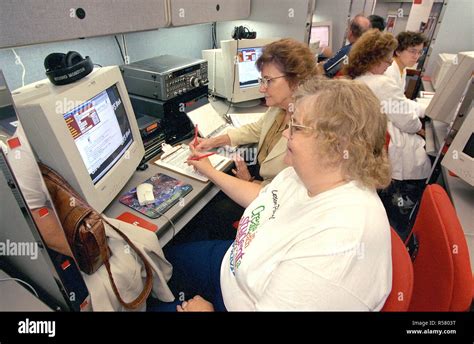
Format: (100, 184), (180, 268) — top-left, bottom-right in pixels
(382, 228), (414, 311)
(429, 185), (472, 311)
(408, 184), (472, 311)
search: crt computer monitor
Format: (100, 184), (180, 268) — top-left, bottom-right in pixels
(202, 38), (278, 105)
(442, 107), (474, 186)
(431, 53), (456, 90)
(309, 21), (332, 51)
(12, 66), (144, 213)
(426, 51), (474, 123)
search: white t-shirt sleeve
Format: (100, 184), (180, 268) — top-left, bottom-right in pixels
(6, 125), (48, 209)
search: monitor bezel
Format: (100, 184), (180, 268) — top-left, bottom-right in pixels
(426, 51), (474, 123)
(12, 66), (144, 213)
(220, 38), (279, 104)
(442, 107), (474, 186)
(309, 21), (332, 51)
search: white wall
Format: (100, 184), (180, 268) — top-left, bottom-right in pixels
(216, 0), (311, 44)
(0, 25), (212, 91)
(425, 0), (474, 76)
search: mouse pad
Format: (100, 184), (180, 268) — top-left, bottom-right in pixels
(119, 173), (193, 219)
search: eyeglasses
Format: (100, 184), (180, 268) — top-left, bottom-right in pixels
(258, 75), (286, 88)
(407, 48), (424, 56)
(284, 116), (316, 137)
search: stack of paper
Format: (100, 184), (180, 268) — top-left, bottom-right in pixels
(229, 112), (264, 128)
(186, 103), (231, 138)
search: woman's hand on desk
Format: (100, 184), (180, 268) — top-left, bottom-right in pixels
(177, 295), (214, 312)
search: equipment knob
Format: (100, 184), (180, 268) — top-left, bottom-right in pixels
(190, 76), (201, 87)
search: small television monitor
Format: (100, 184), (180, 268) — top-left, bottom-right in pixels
(309, 21), (332, 51)
(12, 66), (144, 213)
(442, 107), (474, 186)
(426, 51), (474, 123)
(431, 53), (456, 90)
(202, 38), (278, 105)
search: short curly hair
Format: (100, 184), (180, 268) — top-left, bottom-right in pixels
(342, 29), (398, 79)
(256, 38), (320, 88)
(295, 77), (391, 189)
(395, 31), (427, 54)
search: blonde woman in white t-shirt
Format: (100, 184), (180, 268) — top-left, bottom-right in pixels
(152, 78), (392, 312)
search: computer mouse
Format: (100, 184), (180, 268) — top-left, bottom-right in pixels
(136, 183), (155, 206)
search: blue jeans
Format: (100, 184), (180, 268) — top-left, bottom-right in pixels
(147, 240), (233, 312)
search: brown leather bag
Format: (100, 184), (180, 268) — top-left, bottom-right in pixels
(39, 163), (153, 309)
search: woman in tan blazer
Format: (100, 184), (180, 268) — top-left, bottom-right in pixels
(178, 38), (319, 242)
(196, 38), (320, 186)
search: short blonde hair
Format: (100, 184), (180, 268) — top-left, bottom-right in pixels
(295, 77), (391, 189)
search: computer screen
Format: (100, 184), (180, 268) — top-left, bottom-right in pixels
(442, 107), (474, 186)
(202, 38), (278, 105)
(237, 46), (264, 89)
(310, 21), (332, 50)
(12, 66), (144, 213)
(426, 51), (474, 123)
(64, 84), (133, 184)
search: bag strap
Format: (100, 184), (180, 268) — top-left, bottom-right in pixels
(101, 217), (153, 310)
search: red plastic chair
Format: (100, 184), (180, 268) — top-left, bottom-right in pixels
(382, 228), (414, 311)
(408, 184), (472, 311)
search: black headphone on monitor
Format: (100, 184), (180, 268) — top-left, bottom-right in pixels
(44, 51), (93, 85)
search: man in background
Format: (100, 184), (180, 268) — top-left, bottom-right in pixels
(369, 14), (386, 31)
(320, 14), (371, 78)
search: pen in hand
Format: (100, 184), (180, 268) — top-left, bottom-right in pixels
(189, 152), (216, 161)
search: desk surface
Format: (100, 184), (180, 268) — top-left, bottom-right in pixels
(104, 99), (267, 246)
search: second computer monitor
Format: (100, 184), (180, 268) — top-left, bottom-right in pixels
(442, 107), (474, 186)
(309, 21), (332, 51)
(426, 51), (474, 123)
(203, 38), (278, 105)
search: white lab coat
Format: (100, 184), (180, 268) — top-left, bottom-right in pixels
(384, 61), (427, 118)
(356, 72), (431, 180)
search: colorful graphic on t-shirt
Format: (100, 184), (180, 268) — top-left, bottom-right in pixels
(230, 205), (265, 274)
